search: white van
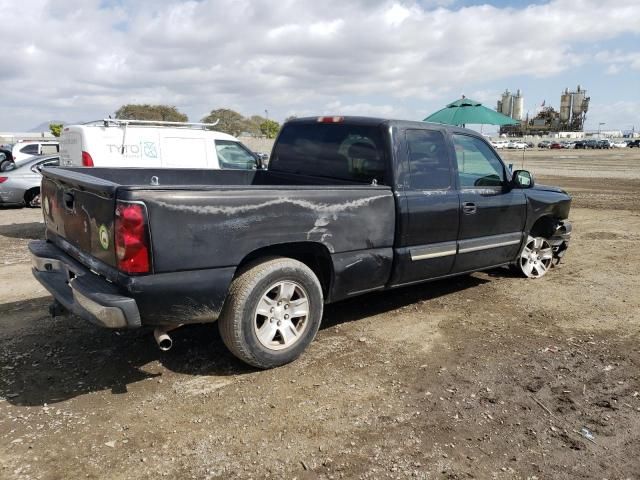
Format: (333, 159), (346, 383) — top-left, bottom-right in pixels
(59, 120), (260, 170)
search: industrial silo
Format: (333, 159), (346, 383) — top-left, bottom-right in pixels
(560, 88), (572, 123)
(572, 85), (586, 118)
(501, 89), (512, 116)
(512, 89), (524, 120)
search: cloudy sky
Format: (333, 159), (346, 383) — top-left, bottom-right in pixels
(1, 0), (639, 132)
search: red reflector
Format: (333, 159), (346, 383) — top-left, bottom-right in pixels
(0, 177), (7, 183)
(317, 116), (344, 123)
(82, 151), (94, 166)
(115, 202), (151, 274)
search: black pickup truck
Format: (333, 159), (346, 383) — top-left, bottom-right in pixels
(30, 116), (571, 368)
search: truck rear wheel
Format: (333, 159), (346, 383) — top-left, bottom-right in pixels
(218, 257), (324, 369)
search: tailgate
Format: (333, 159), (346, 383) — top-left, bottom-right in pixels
(41, 167), (119, 269)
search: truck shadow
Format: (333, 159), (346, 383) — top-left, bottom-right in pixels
(0, 274), (490, 407)
(0, 221), (45, 240)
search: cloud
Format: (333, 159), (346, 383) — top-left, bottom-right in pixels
(0, 0), (639, 130)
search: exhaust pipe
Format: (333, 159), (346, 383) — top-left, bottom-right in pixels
(154, 327), (173, 351)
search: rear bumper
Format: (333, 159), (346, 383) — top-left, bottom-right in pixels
(30, 240), (141, 329)
(30, 239), (237, 328)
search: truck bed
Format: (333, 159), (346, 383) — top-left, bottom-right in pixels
(39, 167), (396, 323)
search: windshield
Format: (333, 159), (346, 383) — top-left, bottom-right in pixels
(270, 123), (387, 184)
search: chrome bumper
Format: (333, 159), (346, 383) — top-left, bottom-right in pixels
(30, 240), (141, 329)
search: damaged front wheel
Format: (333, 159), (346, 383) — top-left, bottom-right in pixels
(517, 235), (553, 279)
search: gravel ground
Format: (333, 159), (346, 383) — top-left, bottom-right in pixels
(1, 150), (639, 479)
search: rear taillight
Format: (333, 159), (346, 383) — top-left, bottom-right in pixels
(82, 151), (94, 166)
(0, 177), (7, 183)
(115, 202), (151, 274)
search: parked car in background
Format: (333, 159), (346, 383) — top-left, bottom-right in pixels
(0, 146), (14, 170)
(611, 140), (627, 148)
(491, 140), (508, 149)
(627, 140), (640, 148)
(508, 140), (527, 149)
(596, 139), (612, 149)
(550, 142), (563, 149)
(12, 140), (59, 163)
(0, 155), (59, 207)
(60, 120), (262, 170)
(537, 141), (551, 149)
(583, 139), (599, 149)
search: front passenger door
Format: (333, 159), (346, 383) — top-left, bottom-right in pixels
(451, 134), (526, 273)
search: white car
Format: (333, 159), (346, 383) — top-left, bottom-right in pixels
(491, 140), (508, 149)
(60, 120), (261, 170)
(611, 140), (627, 148)
(12, 140), (59, 163)
(507, 140), (528, 149)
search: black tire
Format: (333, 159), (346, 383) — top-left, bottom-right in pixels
(24, 188), (41, 208)
(0, 159), (11, 172)
(218, 256), (324, 369)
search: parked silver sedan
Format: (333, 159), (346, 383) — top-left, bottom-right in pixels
(0, 155), (59, 207)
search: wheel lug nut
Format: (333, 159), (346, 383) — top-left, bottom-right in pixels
(277, 320), (282, 326)
(277, 301), (282, 306)
(270, 318), (275, 323)
(284, 314), (289, 319)
(270, 307), (274, 313)
(284, 304), (289, 309)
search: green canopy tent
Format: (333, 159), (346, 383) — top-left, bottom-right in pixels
(423, 97), (519, 127)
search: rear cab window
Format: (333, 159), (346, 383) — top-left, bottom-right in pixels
(270, 123), (387, 184)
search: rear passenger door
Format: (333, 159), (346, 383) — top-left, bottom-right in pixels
(451, 134), (526, 273)
(390, 128), (459, 286)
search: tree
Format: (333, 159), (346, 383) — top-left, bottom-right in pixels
(49, 123), (63, 137)
(115, 104), (188, 122)
(243, 115), (268, 136)
(201, 108), (247, 136)
(285, 115), (297, 123)
(260, 119), (281, 139)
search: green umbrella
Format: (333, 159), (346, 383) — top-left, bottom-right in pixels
(424, 97), (519, 126)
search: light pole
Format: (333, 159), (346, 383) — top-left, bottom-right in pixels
(598, 122), (605, 138)
(265, 109), (269, 121)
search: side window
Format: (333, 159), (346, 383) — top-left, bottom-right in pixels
(406, 129), (451, 190)
(40, 144), (59, 155)
(452, 135), (505, 188)
(20, 144), (39, 155)
(215, 140), (257, 170)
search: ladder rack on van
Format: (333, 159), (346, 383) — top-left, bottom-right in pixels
(82, 119), (220, 129)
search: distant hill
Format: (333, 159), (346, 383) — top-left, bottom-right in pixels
(29, 120), (69, 133)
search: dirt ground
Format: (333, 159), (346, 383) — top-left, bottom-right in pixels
(1, 149), (639, 479)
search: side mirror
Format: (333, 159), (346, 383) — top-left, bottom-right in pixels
(512, 169), (534, 188)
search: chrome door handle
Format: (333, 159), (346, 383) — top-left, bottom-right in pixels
(462, 202), (477, 214)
